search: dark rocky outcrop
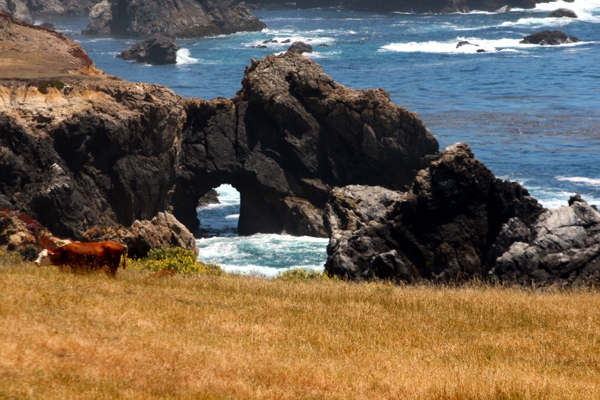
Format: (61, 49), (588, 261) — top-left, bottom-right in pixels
(489, 195), (600, 286)
(82, 212), (199, 258)
(520, 30), (581, 45)
(0, 79), (186, 239)
(117, 35), (180, 65)
(547, 8), (577, 18)
(170, 52), (439, 236)
(197, 189), (220, 207)
(0, 0), (97, 22)
(325, 143), (546, 282)
(288, 41), (313, 54)
(83, 0), (267, 38)
(1, 17), (439, 241)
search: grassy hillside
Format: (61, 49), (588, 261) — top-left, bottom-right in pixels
(1, 261), (600, 399)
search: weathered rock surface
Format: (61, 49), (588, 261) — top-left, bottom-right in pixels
(82, 212), (198, 258)
(117, 34), (180, 65)
(197, 189), (220, 207)
(1, 19), (440, 241)
(520, 30), (581, 45)
(288, 41), (313, 54)
(489, 195), (600, 286)
(0, 0), (96, 22)
(83, 0), (267, 38)
(81, 0), (112, 35)
(0, 76), (185, 238)
(171, 52), (439, 236)
(325, 143), (545, 282)
(547, 8), (577, 18)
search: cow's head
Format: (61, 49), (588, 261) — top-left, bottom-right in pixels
(34, 249), (52, 267)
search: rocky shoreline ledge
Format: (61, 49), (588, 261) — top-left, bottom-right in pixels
(1, 12), (598, 285)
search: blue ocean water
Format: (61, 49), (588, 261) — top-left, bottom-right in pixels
(42, 1), (600, 275)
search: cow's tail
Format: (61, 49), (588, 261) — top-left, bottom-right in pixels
(122, 255), (127, 270)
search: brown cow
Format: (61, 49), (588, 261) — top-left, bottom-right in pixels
(34, 241), (126, 276)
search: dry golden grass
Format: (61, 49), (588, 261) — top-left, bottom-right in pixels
(1, 262), (600, 399)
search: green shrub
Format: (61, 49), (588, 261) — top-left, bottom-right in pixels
(0, 250), (23, 264)
(50, 79), (65, 90)
(129, 247), (223, 276)
(277, 268), (335, 281)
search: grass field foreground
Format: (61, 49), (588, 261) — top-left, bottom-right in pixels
(1, 262), (600, 399)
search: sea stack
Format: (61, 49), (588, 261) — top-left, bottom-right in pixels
(520, 30), (581, 45)
(117, 35), (180, 65)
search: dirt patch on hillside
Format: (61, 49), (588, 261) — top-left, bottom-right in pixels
(0, 12), (104, 79)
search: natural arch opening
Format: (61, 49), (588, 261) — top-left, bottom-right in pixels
(196, 184), (240, 238)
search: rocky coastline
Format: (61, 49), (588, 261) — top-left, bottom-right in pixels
(0, 0), (97, 23)
(1, 12), (599, 285)
(82, 0), (267, 38)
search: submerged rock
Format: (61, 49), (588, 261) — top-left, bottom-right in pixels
(325, 143), (545, 282)
(82, 0), (267, 38)
(457, 41), (478, 48)
(547, 8), (577, 18)
(287, 41), (313, 54)
(520, 30), (581, 45)
(117, 34), (180, 65)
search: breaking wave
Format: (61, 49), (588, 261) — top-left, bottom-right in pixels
(176, 49), (199, 64)
(380, 37), (588, 54)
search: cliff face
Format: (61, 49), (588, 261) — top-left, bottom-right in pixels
(0, 79), (185, 238)
(83, 0), (267, 37)
(0, 0), (97, 23)
(0, 14), (185, 238)
(0, 19), (440, 240)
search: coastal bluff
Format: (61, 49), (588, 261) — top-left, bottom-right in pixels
(0, 11), (438, 243)
(2, 12), (599, 285)
(83, 0), (267, 37)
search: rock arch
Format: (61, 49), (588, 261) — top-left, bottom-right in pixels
(169, 52), (439, 236)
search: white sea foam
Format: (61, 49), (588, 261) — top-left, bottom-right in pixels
(556, 176), (600, 186)
(380, 36), (587, 54)
(247, 35), (335, 51)
(532, 0), (600, 14)
(197, 234), (328, 278)
(176, 48), (198, 64)
(500, 17), (577, 28)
